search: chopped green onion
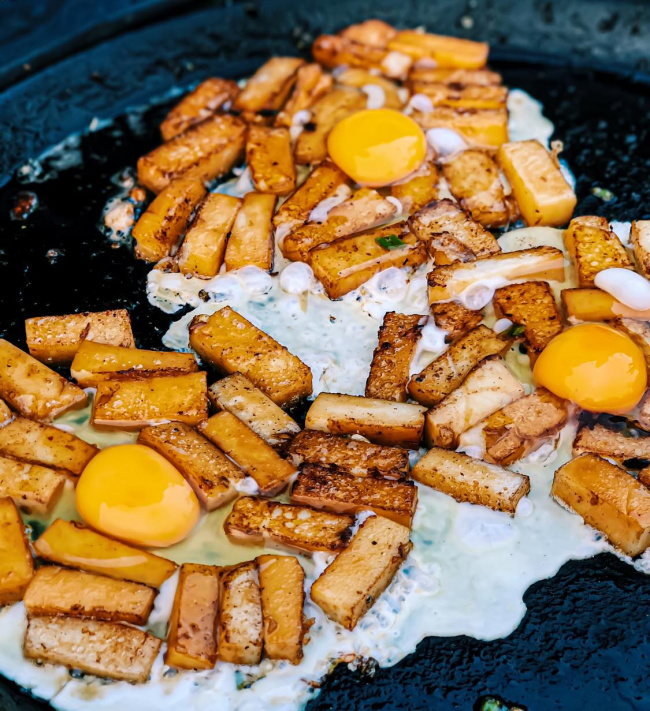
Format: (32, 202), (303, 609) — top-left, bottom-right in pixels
(375, 234), (406, 250)
(506, 324), (526, 337)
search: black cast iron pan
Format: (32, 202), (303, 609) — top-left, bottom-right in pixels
(0, 1), (649, 709)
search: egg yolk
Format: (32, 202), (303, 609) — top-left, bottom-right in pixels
(327, 109), (427, 187)
(533, 323), (647, 414)
(76, 444), (200, 548)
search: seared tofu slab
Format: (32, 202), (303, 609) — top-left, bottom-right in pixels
(573, 423), (650, 464)
(552, 453), (650, 556)
(630, 220), (650, 277)
(233, 57), (304, 113)
(24, 616), (161, 683)
(138, 423), (243, 510)
(25, 309), (134, 363)
(0, 456), (66, 515)
(0, 339), (86, 421)
(387, 31), (488, 69)
(412, 448), (530, 514)
(390, 161), (440, 215)
(291, 464), (418, 527)
(224, 192), (278, 272)
(429, 301), (483, 341)
(310, 516), (412, 631)
(189, 306), (313, 407)
(166, 563), (220, 671)
(33, 519), (176, 588)
(411, 84), (507, 110)
(0, 497), (34, 604)
(247, 126), (296, 195)
(412, 107), (509, 147)
(275, 63), (333, 127)
(225, 496), (354, 552)
(561, 288), (650, 323)
(0, 400), (10, 425)
(408, 67), (502, 87)
(24, 566), (155, 625)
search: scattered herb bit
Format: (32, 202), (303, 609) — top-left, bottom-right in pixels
(506, 324), (526, 337)
(592, 186), (614, 202)
(375, 234), (405, 250)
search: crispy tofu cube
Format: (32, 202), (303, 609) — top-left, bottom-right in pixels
(552, 453), (650, 556)
(408, 67), (502, 87)
(256, 554), (306, 664)
(225, 496), (354, 552)
(138, 423), (243, 511)
(493, 281), (562, 361)
(412, 107), (509, 147)
(427, 246), (566, 302)
(0, 497), (33, 604)
(24, 566), (155, 624)
(412, 447), (530, 513)
(177, 193), (242, 278)
(189, 306), (312, 407)
(390, 161), (440, 214)
(631, 220), (650, 277)
(564, 216), (632, 287)
(200, 412), (296, 496)
(414, 83), (508, 111)
(92, 372), (208, 429)
(218, 561), (263, 665)
(233, 57), (305, 113)
(613, 318), (650, 370)
(137, 113), (247, 193)
(409, 325), (511, 407)
(33, 519), (176, 588)
(288, 430), (409, 478)
(24, 616), (161, 683)
(335, 68), (404, 109)
(294, 88), (366, 164)
(425, 357), (525, 448)
(339, 19), (397, 47)
(309, 223), (428, 299)
(132, 173), (207, 262)
(71, 341), (198, 387)
(497, 140), (576, 227)
(312, 35), (405, 78)
(305, 393), (426, 448)
(365, 312), (424, 402)
(0, 417), (97, 477)
(165, 563), (220, 671)
(161, 77), (239, 141)
(275, 63), (333, 127)
(310, 515), (411, 630)
(247, 126), (296, 195)
(0, 339), (86, 421)
(208, 372), (300, 448)
(0, 456), (65, 515)
(387, 31), (488, 68)
(429, 301), (483, 341)
(291, 463), (418, 527)
(561, 287), (650, 323)
(224, 192), (278, 272)
(25, 309), (134, 364)
(409, 198), (501, 263)
(572, 423), (650, 465)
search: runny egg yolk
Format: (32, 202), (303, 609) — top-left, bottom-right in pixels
(76, 444), (200, 548)
(327, 109), (427, 187)
(533, 323), (647, 414)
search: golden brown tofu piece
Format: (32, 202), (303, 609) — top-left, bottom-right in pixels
(288, 430), (409, 478)
(414, 83), (508, 111)
(200, 412), (296, 496)
(33, 519), (176, 588)
(427, 246), (566, 302)
(637, 393), (650, 433)
(256, 554), (306, 664)
(275, 63), (333, 127)
(177, 193), (242, 278)
(412, 447), (530, 513)
(310, 515), (411, 630)
(424, 357), (525, 448)
(309, 223), (428, 299)
(24, 616), (161, 683)
(408, 67), (502, 87)
(429, 301), (483, 341)
(631, 220), (650, 277)
(218, 561), (263, 665)
(92, 372), (208, 429)
(71, 341), (198, 387)
(189, 306), (312, 407)
(412, 107), (509, 147)
(552, 453), (650, 556)
(493, 281), (562, 361)
(0, 339), (86, 421)
(138, 422), (243, 510)
(25, 309), (134, 364)
(388, 31), (488, 68)
(225, 496), (354, 553)
(613, 318), (650, 371)
(273, 161), (350, 237)
(24, 566), (155, 624)
(305, 393), (426, 448)
(390, 162), (440, 215)
(137, 113), (246, 193)
(564, 216), (632, 287)
(0, 497), (33, 604)
(572, 423), (650, 465)
(0, 456), (65, 515)
(166, 563), (220, 671)
(0, 417), (97, 477)
(234, 57), (305, 113)
(247, 125), (296, 195)
(408, 325), (511, 407)
(639, 466), (650, 489)
(208, 372), (300, 448)
(132, 173), (206, 262)
(408, 198), (501, 263)
(335, 68), (404, 109)
(161, 77), (240, 140)
(365, 312), (423, 402)
(312, 35), (411, 79)
(291, 464), (418, 527)
(562, 288), (650, 323)
(0, 400), (10, 425)
(339, 19), (397, 47)
(294, 88), (366, 165)
(224, 192), (277, 272)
